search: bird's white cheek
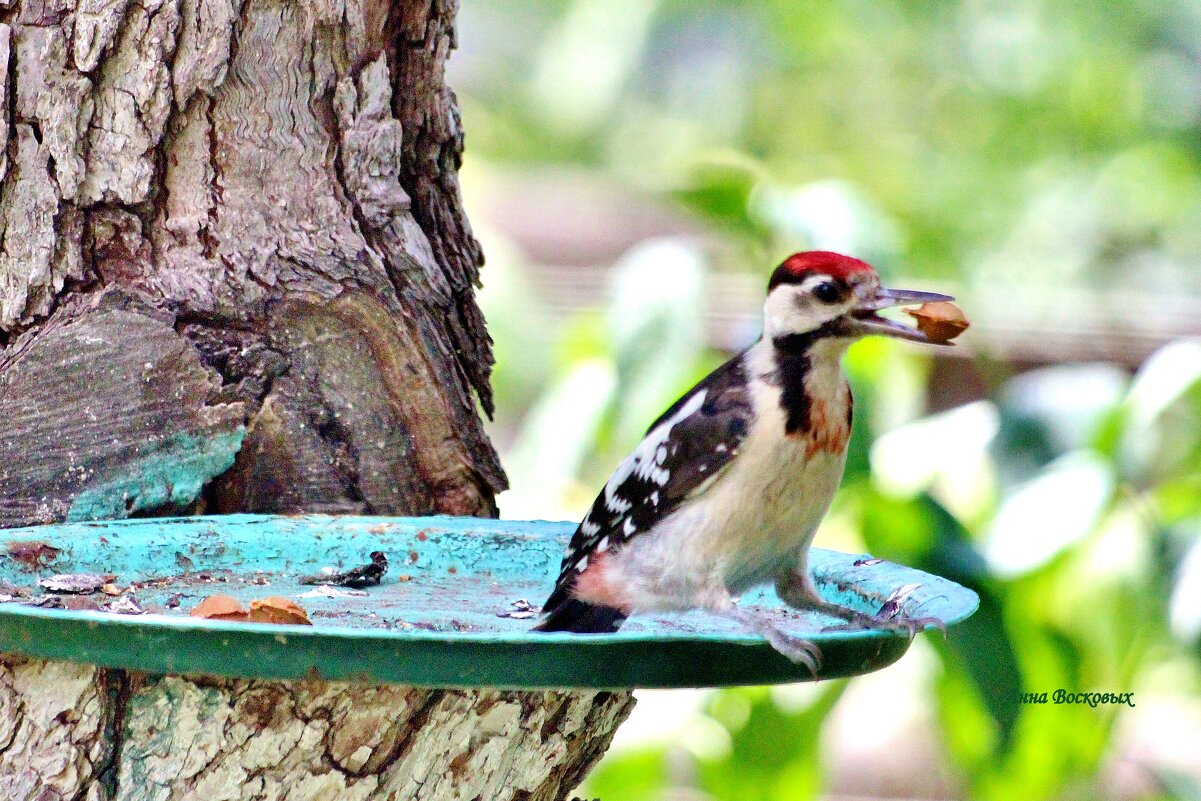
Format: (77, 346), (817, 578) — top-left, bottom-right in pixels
(763, 290), (827, 337)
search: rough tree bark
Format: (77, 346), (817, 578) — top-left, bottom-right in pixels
(0, 0), (634, 797)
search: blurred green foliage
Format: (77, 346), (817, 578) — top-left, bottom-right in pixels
(454, 1), (1201, 798)
(456, 0), (1201, 289)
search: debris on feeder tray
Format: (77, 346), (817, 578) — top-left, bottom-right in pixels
(101, 582), (122, 596)
(249, 596), (312, 626)
(103, 595), (145, 615)
(876, 583), (922, 620)
(497, 599), (538, 620)
(38, 573), (112, 594)
(5, 540), (62, 570)
(0, 580), (29, 599)
(904, 301), (969, 344)
(190, 594), (248, 621)
(299, 550), (388, 588)
(298, 585), (367, 599)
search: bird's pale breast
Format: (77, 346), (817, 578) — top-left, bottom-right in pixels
(593, 344), (852, 610)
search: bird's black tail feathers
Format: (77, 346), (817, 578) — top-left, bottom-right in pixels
(534, 598), (627, 633)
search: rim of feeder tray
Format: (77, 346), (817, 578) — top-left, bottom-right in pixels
(0, 515), (978, 690)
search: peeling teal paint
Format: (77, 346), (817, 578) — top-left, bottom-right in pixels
(67, 428), (246, 522)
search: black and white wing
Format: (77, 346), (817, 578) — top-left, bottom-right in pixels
(539, 351), (754, 621)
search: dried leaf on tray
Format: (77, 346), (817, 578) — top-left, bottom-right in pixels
(63, 596), (103, 612)
(248, 597), (312, 626)
(190, 594), (249, 621)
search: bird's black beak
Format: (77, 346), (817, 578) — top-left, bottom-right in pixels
(842, 286), (955, 344)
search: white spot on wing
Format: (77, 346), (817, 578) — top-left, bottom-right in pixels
(605, 494), (632, 514)
(575, 555), (589, 572)
(596, 536), (610, 552)
(623, 518), (635, 536)
(603, 390), (707, 508)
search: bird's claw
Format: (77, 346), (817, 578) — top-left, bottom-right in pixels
(721, 607), (823, 675)
(821, 611), (946, 640)
(762, 628), (823, 675)
(909, 615), (948, 638)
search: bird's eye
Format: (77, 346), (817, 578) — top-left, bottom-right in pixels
(812, 282), (842, 304)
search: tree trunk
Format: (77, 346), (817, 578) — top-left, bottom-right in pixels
(0, 0), (504, 521)
(0, 658), (635, 800)
(0, 0), (634, 796)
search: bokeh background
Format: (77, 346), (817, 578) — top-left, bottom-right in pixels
(448, 2), (1201, 799)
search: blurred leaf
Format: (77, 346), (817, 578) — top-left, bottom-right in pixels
(976, 632), (1093, 800)
(931, 640), (1000, 775)
(1153, 476), (1201, 525)
(1155, 767), (1201, 801)
(993, 364), (1128, 484)
(858, 488), (1023, 752)
(503, 358), (617, 517)
(1119, 340), (1201, 485)
(474, 237), (556, 411)
(1169, 524), (1201, 645)
(750, 180), (903, 270)
(843, 337), (932, 481)
(607, 239), (709, 446)
(870, 400), (999, 523)
(528, 0), (657, 137)
(555, 311), (611, 371)
(579, 746), (671, 801)
(673, 155), (769, 241)
(697, 684), (846, 801)
(982, 452), (1115, 578)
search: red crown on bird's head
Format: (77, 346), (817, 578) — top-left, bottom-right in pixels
(768, 251), (877, 290)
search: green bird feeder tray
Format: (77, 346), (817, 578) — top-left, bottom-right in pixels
(0, 514), (978, 689)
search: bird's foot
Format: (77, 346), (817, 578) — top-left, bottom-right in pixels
(819, 605), (945, 640)
(720, 608), (822, 675)
(761, 627), (823, 674)
(784, 580), (946, 640)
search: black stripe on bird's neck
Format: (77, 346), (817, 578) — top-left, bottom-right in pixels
(770, 333), (818, 435)
(771, 316), (843, 355)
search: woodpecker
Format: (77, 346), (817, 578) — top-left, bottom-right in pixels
(534, 251), (955, 670)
